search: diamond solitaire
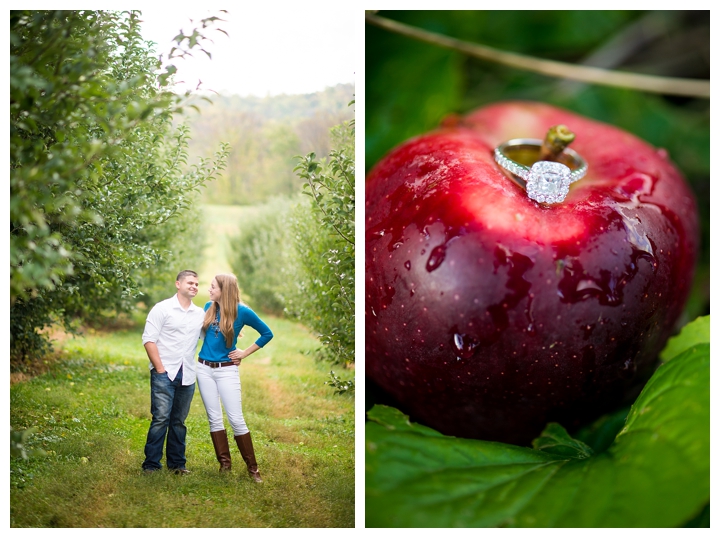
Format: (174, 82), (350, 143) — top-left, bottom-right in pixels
(523, 161), (571, 204)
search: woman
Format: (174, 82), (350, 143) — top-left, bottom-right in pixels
(197, 273), (273, 482)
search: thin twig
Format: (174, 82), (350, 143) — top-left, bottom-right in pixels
(555, 11), (680, 96)
(366, 13), (709, 99)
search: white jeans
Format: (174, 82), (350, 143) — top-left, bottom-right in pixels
(196, 362), (249, 436)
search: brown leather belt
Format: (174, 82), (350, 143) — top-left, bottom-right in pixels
(198, 358), (235, 368)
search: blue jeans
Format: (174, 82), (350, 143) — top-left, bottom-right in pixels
(142, 366), (195, 470)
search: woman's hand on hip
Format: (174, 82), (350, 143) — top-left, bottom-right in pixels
(228, 348), (247, 365)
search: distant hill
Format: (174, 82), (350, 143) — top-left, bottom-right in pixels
(191, 82), (355, 121)
(179, 83), (355, 205)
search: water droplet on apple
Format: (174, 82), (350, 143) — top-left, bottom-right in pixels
(426, 245), (446, 272)
(404, 260), (411, 270)
(525, 296), (536, 334)
(452, 333), (480, 360)
(576, 279), (603, 294)
(616, 210), (659, 283)
(619, 209), (654, 258)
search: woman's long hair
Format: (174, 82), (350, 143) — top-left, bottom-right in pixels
(203, 274), (243, 348)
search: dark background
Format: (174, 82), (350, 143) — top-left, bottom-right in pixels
(365, 10), (710, 410)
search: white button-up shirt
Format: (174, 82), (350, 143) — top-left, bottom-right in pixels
(142, 294), (205, 385)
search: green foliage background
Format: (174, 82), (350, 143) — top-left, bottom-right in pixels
(365, 10), (709, 527)
(227, 196), (298, 316)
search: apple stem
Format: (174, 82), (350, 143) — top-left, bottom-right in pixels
(539, 125), (576, 162)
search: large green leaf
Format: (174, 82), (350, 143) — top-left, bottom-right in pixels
(659, 315), (710, 362)
(366, 340), (709, 527)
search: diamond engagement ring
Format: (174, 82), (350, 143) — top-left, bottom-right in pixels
(494, 138), (588, 204)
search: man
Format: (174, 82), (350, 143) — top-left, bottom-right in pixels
(141, 269), (205, 474)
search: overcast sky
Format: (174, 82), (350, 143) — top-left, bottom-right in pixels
(138, 6), (355, 97)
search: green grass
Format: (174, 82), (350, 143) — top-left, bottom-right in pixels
(11, 202), (355, 528)
(11, 318), (354, 527)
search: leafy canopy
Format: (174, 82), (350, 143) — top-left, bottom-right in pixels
(10, 10), (228, 359)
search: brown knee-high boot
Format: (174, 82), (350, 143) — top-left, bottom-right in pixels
(234, 432), (263, 482)
(210, 430), (232, 472)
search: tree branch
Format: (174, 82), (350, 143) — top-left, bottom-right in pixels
(365, 13), (710, 99)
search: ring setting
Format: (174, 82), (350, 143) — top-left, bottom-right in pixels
(493, 138), (588, 204)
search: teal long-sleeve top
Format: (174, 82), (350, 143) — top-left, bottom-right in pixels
(198, 302), (273, 362)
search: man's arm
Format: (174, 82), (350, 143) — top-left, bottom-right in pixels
(144, 341), (166, 373)
(142, 303), (166, 373)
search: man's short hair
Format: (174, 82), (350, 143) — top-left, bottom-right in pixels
(176, 269), (198, 282)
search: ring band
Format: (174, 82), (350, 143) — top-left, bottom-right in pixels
(493, 138), (588, 204)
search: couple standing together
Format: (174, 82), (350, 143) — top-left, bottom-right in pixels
(140, 270), (273, 482)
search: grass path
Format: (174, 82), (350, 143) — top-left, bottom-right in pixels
(198, 203), (264, 280)
(10, 204), (355, 528)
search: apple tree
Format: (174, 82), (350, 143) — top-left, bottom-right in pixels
(289, 110), (355, 370)
(10, 10), (228, 360)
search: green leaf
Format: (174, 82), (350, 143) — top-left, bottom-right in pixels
(532, 423), (593, 459)
(659, 315), (709, 362)
(366, 341), (709, 527)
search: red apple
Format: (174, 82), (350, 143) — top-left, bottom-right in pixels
(365, 101), (699, 445)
